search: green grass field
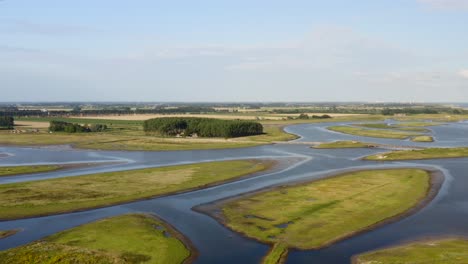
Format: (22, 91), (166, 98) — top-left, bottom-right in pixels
(354, 238), (468, 264)
(313, 141), (376, 149)
(0, 159), (273, 220)
(220, 169), (431, 259)
(328, 126), (421, 139)
(0, 165), (61, 177)
(411, 136), (434, 142)
(0, 214), (192, 264)
(365, 147), (468, 161)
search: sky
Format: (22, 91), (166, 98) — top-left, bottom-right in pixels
(1, 0), (468, 102)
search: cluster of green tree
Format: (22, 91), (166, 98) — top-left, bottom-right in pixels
(0, 116), (14, 129)
(298, 114), (332, 119)
(49, 121), (107, 133)
(143, 118), (263, 138)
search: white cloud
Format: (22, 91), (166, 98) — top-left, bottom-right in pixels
(417, 0), (468, 10)
(459, 69), (468, 78)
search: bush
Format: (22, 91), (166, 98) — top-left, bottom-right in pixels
(49, 121), (107, 133)
(143, 118), (263, 138)
(0, 116), (14, 129)
(312, 114), (332, 119)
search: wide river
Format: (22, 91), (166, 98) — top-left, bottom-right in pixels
(1, 120), (468, 263)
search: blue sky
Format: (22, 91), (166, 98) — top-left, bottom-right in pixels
(1, 0), (468, 102)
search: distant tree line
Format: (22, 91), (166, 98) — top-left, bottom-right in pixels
(143, 118), (263, 138)
(49, 121), (107, 133)
(381, 108), (439, 115)
(298, 114), (332, 120)
(273, 107), (467, 115)
(0, 116), (14, 129)
(0, 106), (216, 118)
(273, 108), (380, 114)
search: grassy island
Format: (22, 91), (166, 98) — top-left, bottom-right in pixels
(365, 147), (468, 161)
(0, 214), (193, 264)
(0, 159), (273, 220)
(354, 238), (468, 264)
(328, 126), (420, 139)
(411, 136), (434, 142)
(210, 169), (439, 263)
(313, 141), (377, 149)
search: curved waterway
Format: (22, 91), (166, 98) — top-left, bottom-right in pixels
(1, 121), (468, 263)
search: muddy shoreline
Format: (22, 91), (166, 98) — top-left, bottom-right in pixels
(194, 167), (445, 252)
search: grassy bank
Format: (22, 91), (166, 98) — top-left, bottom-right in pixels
(313, 141), (376, 149)
(365, 147), (468, 161)
(0, 159), (273, 220)
(354, 238), (468, 264)
(219, 169), (434, 252)
(411, 136), (434, 142)
(0, 165), (61, 177)
(328, 126), (421, 139)
(0, 214), (193, 264)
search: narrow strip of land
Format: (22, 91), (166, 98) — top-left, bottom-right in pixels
(411, 135), (434, 142)
(328, 126), (421, 139)
(0, 214), (195, 264)
(262, 243), (288, 264)
(0, 159), (274, 220)
(0, 229), (20, 239)
(365, 147), (468, 161)
(313, 141), (377, 149)
(353, 238), (468, 264)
